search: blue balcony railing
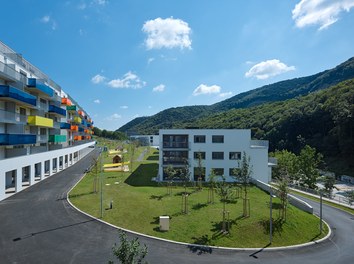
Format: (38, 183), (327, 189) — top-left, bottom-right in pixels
(48, 105), (66, 116)
(60, 122), (71, 129)
(27, 78), (54, 97)
(0, 133), (36, 145)
(0, 85), (37, 107)
(78, 127), (84, 132)
(81, 120), (88, 127)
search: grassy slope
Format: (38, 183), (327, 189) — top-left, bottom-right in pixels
(70, 147), (328, 248)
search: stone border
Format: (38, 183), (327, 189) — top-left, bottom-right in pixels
(67, 172), (332, 252)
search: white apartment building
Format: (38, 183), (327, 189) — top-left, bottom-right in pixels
(0, 41), (94, 201)
(130, 135), (159, 147)
(158, 129), (274, 183)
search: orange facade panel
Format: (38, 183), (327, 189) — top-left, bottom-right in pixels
(70, 125), (79, 132)
(61, 98), (72, 106)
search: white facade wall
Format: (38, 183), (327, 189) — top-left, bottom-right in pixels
(158, 129), (270, 183)
(0, 141), (95, 201)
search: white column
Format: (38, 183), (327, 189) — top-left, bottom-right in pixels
(0, 171), (5, 201)
(40, 161), (45, 180)
(15, 169), (22, 192)
(29, 164), (35, 186)
(49, 159), (53, 176)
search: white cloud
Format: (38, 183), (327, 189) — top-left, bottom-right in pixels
(91, 74), (106, 84)
(105, 113), (122, 121)
(193, 84), (221, 96)
(95, 0), (108, 5)
(142, 17), (192, 50)
(107, 71), (146, 89)
(152, 84), (165, 92)
(133, 114), (140, 118)
(147, 57), (155, 64)
(292, 0), (354, 30)
(40, 15), (57, 30)
(41, 15), (50, 23)
(245, 59), (295, 80)
(93, 99), (100, 104)
(120, 105), (128, 109)
(77, 2), (87, 10)
(219, 92), (233, 98)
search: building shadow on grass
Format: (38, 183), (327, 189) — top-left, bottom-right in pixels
(259, 218), (284, 235)
(124, 163), (158, 187)
(192, 202), (208, 210)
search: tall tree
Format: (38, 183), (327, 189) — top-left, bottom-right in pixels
(297, 145), (323, 189)
(233, 152), (252, 217)
(271, 150), (299, 183)
(277, 169), (290, 220)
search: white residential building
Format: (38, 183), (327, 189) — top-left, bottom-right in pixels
(158, 129), (274, 183)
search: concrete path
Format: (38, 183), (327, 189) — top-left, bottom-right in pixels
(0, 149), (353, 263)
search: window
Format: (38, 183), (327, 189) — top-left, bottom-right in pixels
(229, 152), (241, 160)
(212, 135), (224, 143)
(194, 135), (206, 143)
(212, 168), (224, 176)
(194, 151), (206, 160)
(229, 168), (240, 176)
(193, 167), (206, 181)
(163, 151), (188, 165)
(212, 152), (224, 160)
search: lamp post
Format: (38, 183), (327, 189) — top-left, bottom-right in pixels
(320, 191), (323, 233)
(100, 152), (103, 218)
(270, 187), (273, 244)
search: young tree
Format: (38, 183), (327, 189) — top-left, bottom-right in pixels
(110, 231), (148, 264)
(277, 168), (290, 220)
(271, 150), (299, 183)
(163, 165), (177, 196)
(195, 152), (204, 190)
(346, 190), (354, 206)
(323, 176), (335, 198)
(179, 158), (191, 195)
(215, 177), (234, 233)
(207, 169), (218, 204)
(233, 152), (252, 217)
(297, 145), (323, 189)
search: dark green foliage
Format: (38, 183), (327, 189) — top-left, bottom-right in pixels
(93, 127), (127, 140)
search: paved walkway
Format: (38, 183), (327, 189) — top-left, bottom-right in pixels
(0, 150), (353, 263)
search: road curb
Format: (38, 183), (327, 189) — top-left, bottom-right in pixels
(67, 173), (332, 252)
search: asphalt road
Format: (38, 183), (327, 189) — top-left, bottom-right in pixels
(0, 149), (353, 263)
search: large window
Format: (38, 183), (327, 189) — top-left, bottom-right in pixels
(229, 152), (241, 160)
(212, 135), (224, 143)
(212, 168), (224, 176)
(194, 135), (206, 143)
(193, 167), (206, 181)
(163, 134), (188, 148)
(194, 151), (206, 160)
(163, 151), (188, 165)
(212, 152), (224, 160)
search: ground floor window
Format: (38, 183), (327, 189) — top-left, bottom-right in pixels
(193, 166), (206, 181)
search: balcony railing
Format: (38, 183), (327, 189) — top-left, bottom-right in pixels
(250, 140), (269, 148)
(268, 157), (278, 166)
(0, 133), (36, 145)
(37, 135), (48, 143)
(27, 78), (54, 97)
(61, 98), (72, 106)
(27, 115), (53, 128)
(0, 60), (21, 81)
(162, 142), (189, 148)
(66, 105), (77, 111)
(0, 109), (27, 124)
(48, 134), (66, 143)
(0, 85), (37, 107)
(48, 105), (66, 116)
(60, 122), (71, 129)
(72, 116), (82, 124)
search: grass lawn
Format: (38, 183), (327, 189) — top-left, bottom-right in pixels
(69, 146), (328, 248)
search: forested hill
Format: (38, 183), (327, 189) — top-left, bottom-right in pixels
(118, 57), (354, 134)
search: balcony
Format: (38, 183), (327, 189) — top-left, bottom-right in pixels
(66, 105), (77, 112)
(0, 133), (36, 145)
(0, 85), (37, 107)
(78, 127), (84, 132)
(162, 142), (189, 149)
(48, 105), (66, 116)
(78, 110), (85, 116)
(250, 140), (269, 149)
(81, 119), (88, 127)
(268, 157), (278, 166)
(27, 78), (54, 98)
(70, 125), (79, 132)
(37, 135), (48, 143)
(0, 61), (21, 82)
(60, 122), (71, 129)
(0, 109), (27, 124)
(48, 135), (66, 143)
(61, 98), (72, 106)
(72, 116), (82, 124)
(74, 135), (83, 141)
(27, 115), (53, 128)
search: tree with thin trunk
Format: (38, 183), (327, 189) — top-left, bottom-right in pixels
(233, 152), (252, 217)
(208, 169), (218, 204)
(92, 157), (99, 193)
(216, 176), (234, 233)
(164, 165), (176, 196)
(195, 152), (204, 190)
(277, 168), (290, 220)
(323, 175), (335, 198)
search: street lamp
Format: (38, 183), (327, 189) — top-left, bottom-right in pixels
(270, 187), (273, 244)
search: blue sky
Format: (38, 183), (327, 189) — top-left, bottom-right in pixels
(1, 0), (354, 130)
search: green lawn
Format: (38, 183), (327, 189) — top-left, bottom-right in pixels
(70, 146), (328, 248)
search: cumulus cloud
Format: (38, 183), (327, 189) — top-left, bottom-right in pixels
(292, 0), (354, 30)
(105, 113), (121, 120)
(147, 57), (155, 64)
(40, 15), (57, 30)
(95, 0), (108, 5)
(41, 15), (50, 23)
(120, 105), (128, 109)
(93, 99), (100, 104)
(193, 84), (221, 96)
(107, 71), (146, 89)
(245, 59), (295, 80)
(91, 74), (106, 84)
(142, 17), (192, 50)
(152, 84), (165, 92)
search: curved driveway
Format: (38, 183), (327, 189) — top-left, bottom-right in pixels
(0, 149), (353, 263)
